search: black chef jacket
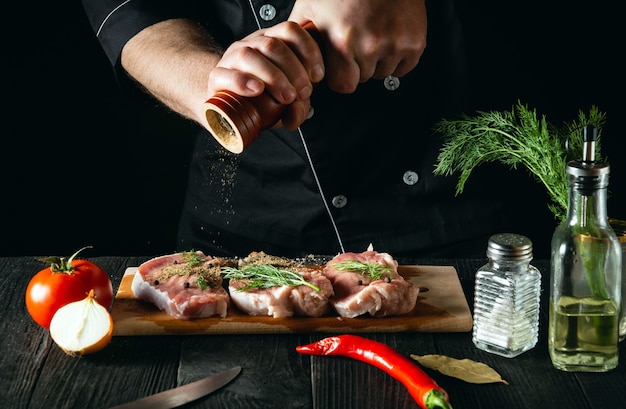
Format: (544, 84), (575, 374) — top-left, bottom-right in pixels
(81, 0), (534, 258)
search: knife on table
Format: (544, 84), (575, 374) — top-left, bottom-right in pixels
(108, 366), (241, 409)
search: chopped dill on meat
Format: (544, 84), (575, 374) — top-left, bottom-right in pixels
(181, 250), (205, 267)
(330, 260), (393, 280)
(222, 265), (321, 292)
(196, 275), (211, 290)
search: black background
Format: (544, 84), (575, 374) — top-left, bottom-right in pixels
(2, 1), (623, 257)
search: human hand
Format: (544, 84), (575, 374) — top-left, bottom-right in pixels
(207, 21), (324, 130)
(289, 0), (427, 93)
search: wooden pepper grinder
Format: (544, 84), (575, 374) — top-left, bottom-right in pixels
(203, 22), (318, 154)
(203, 89), (285, 154)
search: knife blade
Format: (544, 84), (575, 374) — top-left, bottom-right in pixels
(108, 366), (241, 409)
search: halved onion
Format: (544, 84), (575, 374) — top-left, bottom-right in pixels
(49, 289), (114, 356)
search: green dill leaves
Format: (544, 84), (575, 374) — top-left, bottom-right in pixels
(197, 275), (209, 290)
(222, 265), (321, 292)
(330, 260), (393, 280)
(433, 101), (607, 222)
(181, 250), (204, 267)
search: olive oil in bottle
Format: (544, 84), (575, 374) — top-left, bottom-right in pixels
(549, 125), (622, 372)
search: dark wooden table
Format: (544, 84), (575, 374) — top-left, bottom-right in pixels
(2, 256), (625, 408)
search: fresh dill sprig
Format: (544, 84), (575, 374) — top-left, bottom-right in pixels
(197, 275), (209, 290)
(181, 250), (204, 267)
(433, 101), (606, 222)
(222, 265), (321, 292)
(330, 260), (393, 280)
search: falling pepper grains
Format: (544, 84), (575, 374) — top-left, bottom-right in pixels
(184, 282), (190, 288)
(154, 280), (159, 286)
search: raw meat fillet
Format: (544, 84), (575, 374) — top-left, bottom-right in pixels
(132, 251), (231, 319)
(323, 248), (419, 318)
(225, 253), (334, 318)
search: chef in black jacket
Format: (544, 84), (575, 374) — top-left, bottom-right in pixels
(80, 0), (541, 258)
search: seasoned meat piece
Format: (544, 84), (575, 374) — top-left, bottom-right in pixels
(132, 251), (231, 319)
(225, 256), (334, 318)
(324, 248), (419, 318)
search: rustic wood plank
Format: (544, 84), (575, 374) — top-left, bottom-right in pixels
(305, 259), (622, 409)
(0, 256), (173, 409)
(177, 334), (314, 408)
(28, 336), (182, 408)
(3, 256), (625, 409)
(111, 265), (472, 335)
(309, 332), (454, 409)
(0, 257), (57, 409)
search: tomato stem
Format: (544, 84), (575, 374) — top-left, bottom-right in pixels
(38, 246), (94, 274)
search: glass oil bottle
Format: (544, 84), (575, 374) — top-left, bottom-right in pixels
(472, 233), (542, 358)
(549, 125), (622, 372)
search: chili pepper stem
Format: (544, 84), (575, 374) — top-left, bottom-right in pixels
(424, 390), (453, 409)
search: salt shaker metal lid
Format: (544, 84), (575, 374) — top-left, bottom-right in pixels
(486, 233), (533, 261)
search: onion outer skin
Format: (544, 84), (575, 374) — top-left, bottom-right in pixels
(49, 289), (114, 357)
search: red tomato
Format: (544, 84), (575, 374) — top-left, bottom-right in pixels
(25, 247), (113, 329)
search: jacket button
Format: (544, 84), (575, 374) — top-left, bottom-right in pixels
(383, 75), (400, 91)
(259, 4), (277, 21)
(331, 195), (348, 208)
(402, 170), (419, 185)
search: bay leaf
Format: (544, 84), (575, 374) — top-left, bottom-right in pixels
(410, 354), (509, 385)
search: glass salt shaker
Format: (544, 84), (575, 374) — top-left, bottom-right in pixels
(472, 233), (542, 358)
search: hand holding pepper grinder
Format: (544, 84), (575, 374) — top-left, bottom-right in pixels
(203, 22), (319, 154)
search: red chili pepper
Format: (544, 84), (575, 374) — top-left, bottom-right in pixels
(296, 334), (452, 409)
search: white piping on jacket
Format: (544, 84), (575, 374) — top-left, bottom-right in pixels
(246, 0), (345, 253)
(96, 0), (134, 37)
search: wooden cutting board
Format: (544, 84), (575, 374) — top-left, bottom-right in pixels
(111, 265), (472, 335)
